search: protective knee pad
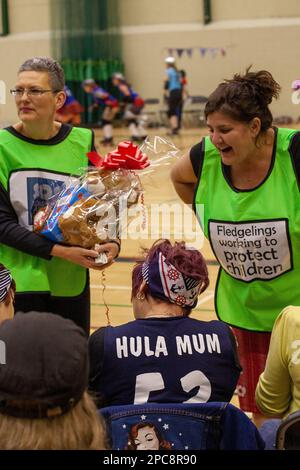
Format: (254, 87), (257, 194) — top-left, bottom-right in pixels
(127, 118), (138, 126)
(102, 119), (112, 126)
(167, 110), (176, 118)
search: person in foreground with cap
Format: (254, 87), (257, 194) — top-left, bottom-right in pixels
(0, 312), (107, 449)
(164, 57), (182, 136)
(0, 264), (16, 325)
(88, 239), (241, 407)
(82, 78), (119, 146)
(112, 72), (146, 143)
(0, 57), (120, 336)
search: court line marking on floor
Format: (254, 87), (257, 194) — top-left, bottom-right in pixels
(91, 288), (215, 307)
(116, 257), (219, 266)
(91, 302), (215, 312)
(91, 284), (215, 297)
(196, 291), (215, 305)
(91, 284), (130, 290)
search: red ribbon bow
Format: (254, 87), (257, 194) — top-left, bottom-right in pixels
(87, 141), (149, 170)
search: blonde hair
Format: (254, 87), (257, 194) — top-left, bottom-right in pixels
(0, 392), (108, 450)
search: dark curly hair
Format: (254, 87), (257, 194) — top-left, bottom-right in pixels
(205, 67), (281, 134)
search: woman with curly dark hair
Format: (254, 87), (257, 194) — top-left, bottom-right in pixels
(171, 68), (300, 426)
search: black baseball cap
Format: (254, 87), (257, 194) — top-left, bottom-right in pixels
(0, 312), (89, 419)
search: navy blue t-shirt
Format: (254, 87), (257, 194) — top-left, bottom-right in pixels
(88, 316), (241, 407)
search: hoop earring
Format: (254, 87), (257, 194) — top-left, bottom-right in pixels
(136, 292), (145, 301)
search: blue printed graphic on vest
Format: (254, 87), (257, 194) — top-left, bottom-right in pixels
(9, 170), (71, 230)
(27, 177), (65, 225)
(40, 182), (90, 242)
(208, 219), (292, 282)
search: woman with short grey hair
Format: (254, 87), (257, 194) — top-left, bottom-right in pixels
(0, 57), (120, 335)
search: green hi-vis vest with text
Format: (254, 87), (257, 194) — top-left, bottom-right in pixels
(194, 127), (300, 332)
(0, 126), (92, 296)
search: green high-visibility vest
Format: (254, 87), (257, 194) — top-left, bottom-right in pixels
(0, 126), (92, 296)
(194, 127), (300, 332)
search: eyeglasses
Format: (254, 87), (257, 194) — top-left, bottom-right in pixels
(10, 88), (59, 97)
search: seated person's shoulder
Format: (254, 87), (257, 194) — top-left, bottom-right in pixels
(206, 319), (232, 332)
(89, 326), (106, 347)
(276, 305), (300, 327)
(90, 320), (137, 341)
(189, 317), (232, 335)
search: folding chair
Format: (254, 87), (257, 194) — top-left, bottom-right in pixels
(182, 95), (208, 128)
(100, 401), (265, 450)
(143, 98), (162, 128)
(276, 410), (300, 450)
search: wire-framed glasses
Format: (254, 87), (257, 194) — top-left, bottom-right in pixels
(10, 88), (59, 97)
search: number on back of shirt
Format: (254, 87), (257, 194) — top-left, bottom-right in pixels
(134, 370), (211, 404)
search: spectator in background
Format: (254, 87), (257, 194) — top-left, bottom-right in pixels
(89, 239), (241, 407)
(0, 312), (108, 449)
(164, 57), (182, 136)
(177, 69), (189, 130)
(170, 68), (300, 427)
(55, 85), (84, 125)
(0, 264), (15, 324)
(112, 72), (146, 143)
(179, 70), (188, 98)
(82, 78), (119, 146)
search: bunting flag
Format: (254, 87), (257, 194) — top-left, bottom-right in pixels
(210, 48), (219, 59)
(164, 46), (226, 59)
(177, 48), (185, 58)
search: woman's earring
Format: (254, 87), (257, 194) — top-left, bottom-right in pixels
(136, 292), (145, 301)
